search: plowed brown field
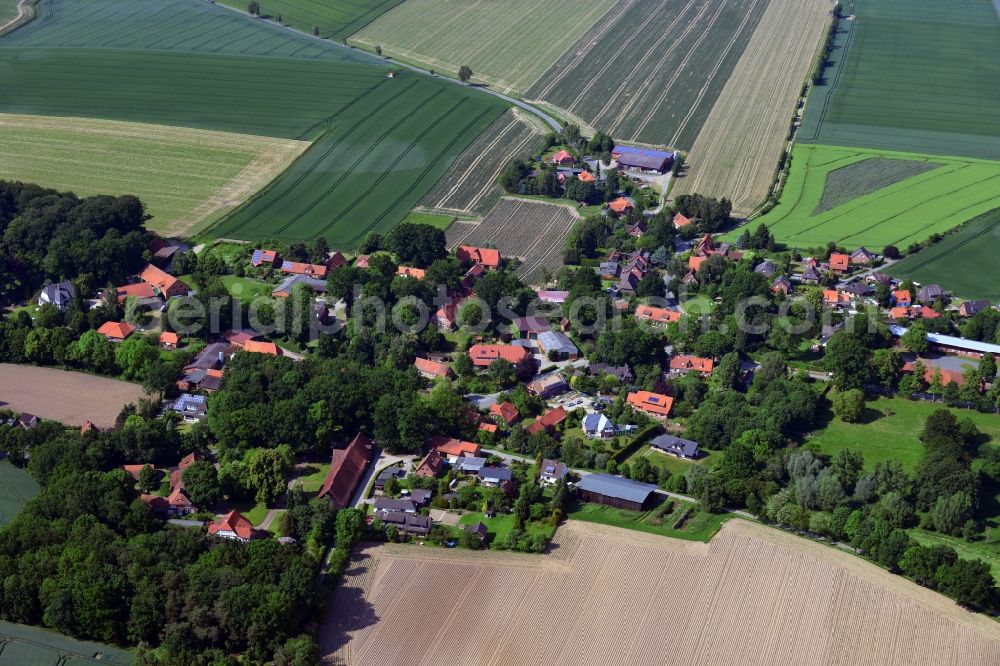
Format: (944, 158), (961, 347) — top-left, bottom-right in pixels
(322, 519), (1000, 665)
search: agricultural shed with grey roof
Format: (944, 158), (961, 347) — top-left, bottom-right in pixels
(576, 473), (657, 511)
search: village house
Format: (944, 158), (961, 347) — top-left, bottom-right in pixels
(456, 245), (501, 270)
(316, 433), (375, 509)
(917, 284), (945, 304)
(489, 401), (520, 426)
(539, 459), (568, 485)
(280, 260), (328, 279)
(588, 363), (634, 384)
(527, 371), (569, 398)
(169, 452), (200, 490)
(550, 149), (575, 165)
(626, 220), (647, 238)
(159, 331), (180, 349)
(893, 289), (912, 307)
(525, 406), (567, 436)
(243, 340), (281, 356)
(582, 413), (617, 438)
(431, 436), (481, 464)
(800, 264), (820, 284)
(414, 449), (445, 478)
(754, 260), (776, 277)
(271, 274), (326, 298)
(649, 434), (700, 460)
(207, 510), (259, 542)
(169, 393), (208, 423)
(850, 247), (877, 265)
(959, 300), (992, 317)
(576, 473), (657, 511)
(607, 196), (635, 215)
(251, 249), (281, 267)
(823, 290), (852, 308)
(828, 253), (850, 274)
(673, 212), (695, 229)
(381, 511), (432, 537)
(455, 455), (487, 475)
(889, 305), (940, 321)
(140, 264), (191, 298)
(626, 390), (673, 418)
(510, 316), (550, 339)
(97, 321), (136, 342)
(635, 304), (681, 326)
(669, 355), (715, 376)
(373, 497), (418, 517)
(468, 344), (535, 375)
(374, 466), (405, 494)
(38, 281), (75, 310)
(771, 275), (792, 296)
(478, 466), (513, 488)
(414, 357), (453, 380)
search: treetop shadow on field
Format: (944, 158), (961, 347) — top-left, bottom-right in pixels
(322, 555), (380, 657)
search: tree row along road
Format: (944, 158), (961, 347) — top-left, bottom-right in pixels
(207, 2), (563, 132)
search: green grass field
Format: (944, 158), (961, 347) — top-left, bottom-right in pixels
(0, 113), (308, 236)
(886, 208), (1000, 301)
(211, 76), (503, 247)
(569, 500), (729, 542)
(218, 0), (404, 41)
(351, 0), (616, 96)
(0, 621), (133, 664)
(909, 528), (1000, 585)
(739, 144), (1000, 250)
(293, 461), (332, 493)
(0, 0), (507, 245)
(805, 396), (1000, 471)
(0, 462), (39, 528)
(800, 0), (1000, 160)
(457, 511), (554, 546)
(400, 211), (455, 230)
(525, 0), (767, 146)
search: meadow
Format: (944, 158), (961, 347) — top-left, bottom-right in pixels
(420, 109), (543, 216)
(211, 77), (503, 247)
(0, 621), (132, 664)
(799, 0), (1000, 160)
(740, 144), (1000, 250)
(673, 0), (831, 214)
(526, 0), (766, 147)
(0, 462), (38, 528)
(0, 113), (309, 236)
(351, 0), (617, 96)
(218, 0), (404, 41)
(887, 208), (1000, 301)
(0, 0), (506, 244)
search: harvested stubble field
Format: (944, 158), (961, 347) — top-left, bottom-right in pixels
(217, 0), (405, 41)
(322, 519), (1000, 665)
(738, 144), (1000, 250)
(445, 198), (579, 283)
(0, 364), (145, 429)
(799, 0), (1000, 161)
(526, 0), (767, 148)
(0, 113), (309, 236)
(673, 0), (832, 215)
(350, 0), (617, 96)
(419, 109), (544, 216)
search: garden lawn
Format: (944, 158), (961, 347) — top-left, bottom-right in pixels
(627, 445), (720, 478)
(804, 397), (1000, 471)
(0, 113), (308, 237)
(231, 500), (270, 526)
(221, 275), (274, 300)
(568, 500), (729, 543)
(458, 512), (554, 546)
(294, 462), (332, 493)
(679, 294), (713, 315)
(735, 143), (1000, 250)
(401, 211), (455, 230)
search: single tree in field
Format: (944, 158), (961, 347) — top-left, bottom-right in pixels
(375, 45), (383, 56)
(458, 65), (473, 83)
(313, 25), (320, 36)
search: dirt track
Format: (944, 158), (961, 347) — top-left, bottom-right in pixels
(0, 364), (145, 428)
(322, 519), (1000, 665)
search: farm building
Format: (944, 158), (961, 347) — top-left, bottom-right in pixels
(431, 436), (481, 463)
(626, 391), (673, 418)
(468, 344), (533, 371)
(38, 282), (75, 310)
(771, 276), (792, 295)
(511, 316), (551, 339)
(889, 326), (1000, 360)
(616, 152), (672, 174)
(140, 264), (190, 298)
(576, 473), (657, 511)
(280, 261), (328, 278)
(537, 331), (578, 360)
(251, 249), (281, 267)
(457, 245), (501, 269)
(316, 433), (375, 509)
(243, 340), (281, 356)
(649, 434), (700, 459)
(207, 510), (259, 542)
(550, 149), (575, 165)
(272, 274), (327, 298)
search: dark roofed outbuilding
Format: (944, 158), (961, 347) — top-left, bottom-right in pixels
(649, 434), (700, 459)
(576, 473), (657, 511)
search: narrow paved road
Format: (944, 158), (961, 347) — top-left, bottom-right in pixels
(207, 2), (562, 132)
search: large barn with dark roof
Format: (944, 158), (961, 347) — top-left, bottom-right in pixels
(576, 473), (658, 511)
